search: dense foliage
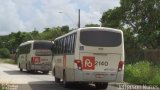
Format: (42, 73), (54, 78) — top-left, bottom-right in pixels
(125, 61), (160, 85)
(101, 0), (160, 50)
(0, 26), (69, 54)
(101, 0), (160, 84)
(0, 23), (100, 54)
(0, 48), (10, 58)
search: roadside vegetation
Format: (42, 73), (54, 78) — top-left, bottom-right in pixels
(0, 84), (4, 90)
(0, 85), (2, 90)
(0, 58), (16, 64)
(125, 61), (160, 85)
(0, 48), (10, 58)
(0, 84), (10, 90)
(0, 48), (15, 64)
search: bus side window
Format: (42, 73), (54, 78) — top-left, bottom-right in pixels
(54, 41), (57, 55)
(62, 39), (64, 54)
(68, 35), (71, 54)
(59, 39), (61, 54)
(56, 41), (59, 54)
(64, 36), (68, 54)
(71, 34), (74, 54)
(26, 44), (31, 54)
(60, 39), (63, 54)
(19, 45), (24, 54)
(63, 37), (66, 54)
(68, 35), (72, 54)
(73, 33), (77, 53)
(67, 36), (69, 54)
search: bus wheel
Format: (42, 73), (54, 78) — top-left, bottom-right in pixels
(20, 68), (23, 72)
(63, 72), (70, 88)
(19, 64), (23, 72)
(95, 82), (108, 89)
(55, 77), (60, 83)
(43, 71), (49, 74)
(26, 64), (30, 73)
(54, 70), (60, 83)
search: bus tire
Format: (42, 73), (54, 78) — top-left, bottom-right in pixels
(20, 68), (23, 72)
(26, 64), (31, 73)
(63, 71), (70, 88)
(55, 77), (60, 83)
(54, 69), (61, 83)
(95, 82), (108, 89)
(19, 64), (23, 72)
(52, 68), (55, 76)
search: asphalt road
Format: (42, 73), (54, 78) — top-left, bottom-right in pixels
(0, 63), (123, 90)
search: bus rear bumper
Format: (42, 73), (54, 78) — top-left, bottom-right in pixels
(30, 64), (51, 71)
(74, 69), (120, 83)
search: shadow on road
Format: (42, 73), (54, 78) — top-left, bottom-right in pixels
(17, 81), (103, 90)
(3, 70), (48, 75)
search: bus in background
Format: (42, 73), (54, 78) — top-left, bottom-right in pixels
(52, 27), (124, 89)
(16, 40), (53, 74)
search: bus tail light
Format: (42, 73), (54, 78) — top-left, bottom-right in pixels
(31, 57), (40, 64)
(74, 60), (82, 70)
(118, 61), (124, 71)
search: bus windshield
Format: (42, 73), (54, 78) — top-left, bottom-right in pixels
(33, 41), (53, 50)
(80, 29), (122, 47)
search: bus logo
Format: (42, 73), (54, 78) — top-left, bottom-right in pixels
(83, 56), (95, 70)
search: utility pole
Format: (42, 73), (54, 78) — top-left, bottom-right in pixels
(78, 9), (80, 28)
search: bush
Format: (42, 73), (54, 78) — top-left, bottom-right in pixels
(0, 84), (3, 90)
(124, 61), (160, 85)
(0, 48), (10, 58)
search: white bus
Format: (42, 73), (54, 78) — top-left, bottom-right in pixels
(52, 27), (124, 89)
(16, 40), (53, 74)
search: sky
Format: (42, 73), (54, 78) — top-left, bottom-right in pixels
(0, 0), (120, 35)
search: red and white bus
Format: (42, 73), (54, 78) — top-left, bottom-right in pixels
(17, 40), (53, 74)
(52, 27), (124, 89)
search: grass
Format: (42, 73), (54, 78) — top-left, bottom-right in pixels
(124, 60), (160, 85)
(0, 58), (16, 64)
(0, 84), (10, 90)
(0, 84), (5, 90)
(0, 85), (2, 90)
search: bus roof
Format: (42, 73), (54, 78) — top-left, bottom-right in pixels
(54, 27), (122, 41)
(19, 40), (53, 46)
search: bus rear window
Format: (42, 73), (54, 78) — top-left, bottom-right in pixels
(33, 41), (53, 50)
(80, 30), (122, 47)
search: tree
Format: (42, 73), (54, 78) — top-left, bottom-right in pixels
(0, 26), (70, 55)
(101, 0), (160, 49)
(31, 30), (40, 40)
(85, 24), (100, 27)
(39, 26), (64, 40)
(101, 7), (123, 28)
(61, 25), (69, 33)
(120, 0), (160, 49)
(0, 48), (10, 58)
